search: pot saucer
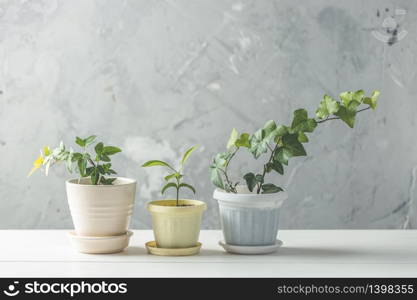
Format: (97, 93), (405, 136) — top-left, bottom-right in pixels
(218, 239), (283, 255)
(67, 231), (133, 254)
(145, 241), (202, 256)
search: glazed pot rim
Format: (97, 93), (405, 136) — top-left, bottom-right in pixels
(147, 199), (207, 213)
(66, 177), (136, 187)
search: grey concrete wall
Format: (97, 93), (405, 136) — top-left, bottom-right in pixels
(0, 0), (416, 229)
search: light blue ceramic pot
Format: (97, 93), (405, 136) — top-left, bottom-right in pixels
(213, 186), (287, 246)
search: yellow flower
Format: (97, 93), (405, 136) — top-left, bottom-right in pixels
(28, 146), (50, 177)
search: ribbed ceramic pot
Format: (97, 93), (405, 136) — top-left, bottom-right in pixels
(66, 177), (137, 236)
(213, 186), (287, 246)
(147, 199), (206, 248)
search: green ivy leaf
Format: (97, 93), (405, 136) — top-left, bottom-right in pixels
(209, 165), (224, 189)
(249, 128), (268, 159)
(363, 90), (380, 110)
(316, 95), (340, 119)
(161, 182), (178, 194)
(269, 160), (284, 175)
(282, 133), (306, 156)
(179, 183), (196, 194)
(291, 109), (317, 133)
(249, 120), (280, 159)
(227, 128), (239, 150)
(261, 183), (283, 194)
(298, 132), (309, 143)
(352, 90), (364, 103)
(335, 106), (356, 128)
(235, 133), (250, 148)
(243, 172), (256, 192)
(275, 147), (293, 165)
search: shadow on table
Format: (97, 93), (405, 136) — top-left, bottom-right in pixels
(277, 246), (369, 257)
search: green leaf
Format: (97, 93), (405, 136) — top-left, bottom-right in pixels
(161, 182), (178, 195)
(263, 120), (277, 137)
(243, 172), (256, 192)
(339, 91), (353, 107)
(101, 177), (116, 185)
(235, 133), (250, 148)
(316, 95), (340, 119)
(100, 154), (111, 162)
(72, 152), (83, 161)
(298, 132), (309, 143)
(78, 159), (87, 177)
(213, 152), (233, 168)
(335, 106), (356, 128)
(275, 147), (293, 165)
(84, 135), (97, 146)
(249, 128), (268, 159)
(103, 146), (122, 155)
(352, 90), (364, 103)
(164, 173), (182, 181)
(291, 109), (317, 133)
(363, 90), (380, 110)
(282, 133), (306, 156)
(94, 142), (104, 155)
(85, 167), (94, 176)
(269, 160), (284, 175)
(142, 160), (175, 171)
(91, 168), (99, 185)
(75, 137), (85, 147)
(255, 174), (264, 183)
(261, 183), (283, 194)
(181, 146), (198, 166)
(227, 128), (239, 150)
(209, 165), (224, 189)
(179, 183), (196, 194)
(273, 125), (289, 143)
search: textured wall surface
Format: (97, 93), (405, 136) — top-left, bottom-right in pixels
(0, 0), (416, 229)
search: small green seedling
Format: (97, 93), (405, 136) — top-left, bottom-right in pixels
(142, 146), (198, 206)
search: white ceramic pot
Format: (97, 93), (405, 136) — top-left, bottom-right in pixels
(213, 185), (287, 246)
(147, 199), (206, 249)
(66, 177), (137, 237)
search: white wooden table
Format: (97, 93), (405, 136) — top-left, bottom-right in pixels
(0, 230), (416, 277)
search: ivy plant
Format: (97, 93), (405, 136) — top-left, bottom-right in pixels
(210, 90), (380, 194)
(142, 146), (198, 206)
(28, 135), (122, 185)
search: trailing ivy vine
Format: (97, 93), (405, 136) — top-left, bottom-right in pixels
(209, 90), (380, 194)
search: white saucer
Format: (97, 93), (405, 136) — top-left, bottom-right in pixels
(67, 231), (133, 254)
(219, 240), (283, 255)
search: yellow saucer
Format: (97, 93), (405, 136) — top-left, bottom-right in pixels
(145, 241), (202, 256)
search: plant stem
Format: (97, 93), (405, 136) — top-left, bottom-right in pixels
(316, 106), (371, 124)
(175, 177), (180, 206)
(257, 142), (279, 194)
(223, 148), (239, 193)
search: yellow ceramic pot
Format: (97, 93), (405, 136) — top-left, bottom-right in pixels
(147, 199), (206, 248)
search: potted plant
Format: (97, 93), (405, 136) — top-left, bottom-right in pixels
(210, 90), (380, 254)
(29, 135), (136, 254)
(142, 146), (206, 256)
